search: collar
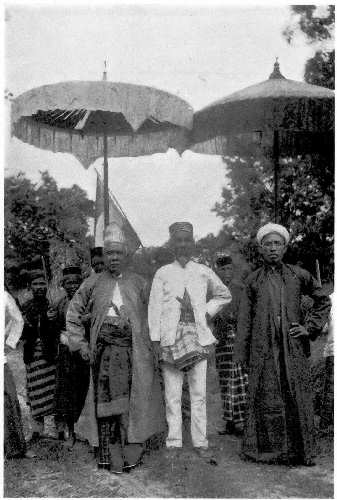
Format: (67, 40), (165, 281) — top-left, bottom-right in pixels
(174, 258), (193, 269)
(263, 261), (283, 272)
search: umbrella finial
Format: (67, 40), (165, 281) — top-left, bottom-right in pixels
(269, 57), (285, 80)
(102, 60), (108, 81)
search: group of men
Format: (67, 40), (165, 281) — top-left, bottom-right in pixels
(4, 220), (331, 473)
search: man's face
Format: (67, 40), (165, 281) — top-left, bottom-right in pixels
(91, 255), (105, 274)
(104, 244), (127, 275)
(31, 277), (48, 298)
(217, 264), (234, 284)
(260, 233), (287, 264)
(63, 275), (82, 299)
(171, 230), (195, 261)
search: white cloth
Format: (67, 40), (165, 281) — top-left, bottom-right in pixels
(256, 223), (290, 245)
(162, 359), (208, 448)
(4, 291), (24, 363)
(106, 282), (124, 317)
(148, 260), (231, 346)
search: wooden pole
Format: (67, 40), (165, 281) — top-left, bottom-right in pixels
(315, 259), (322, 287)
(273, 129), (279, 223)
(103, 129), (109, 229)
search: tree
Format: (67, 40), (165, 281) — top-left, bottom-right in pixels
(283, 5), (335, 89)
(5, 171), (94, 288)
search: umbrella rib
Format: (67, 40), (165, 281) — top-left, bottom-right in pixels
(75, 110), (91, 130)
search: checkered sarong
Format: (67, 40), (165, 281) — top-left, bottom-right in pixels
(161, 322), (211, 372)
(216, 332), (248, 425)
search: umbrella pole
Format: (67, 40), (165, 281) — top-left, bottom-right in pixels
(273, 130), (279, 223)
(103, 129), (109, 229)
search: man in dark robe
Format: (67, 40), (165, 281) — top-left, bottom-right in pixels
(234, 223), (331, 466)
(213, 254), (247, 436)
(67, 223), (165, 473)
(20, 261), (58, 441)
(54, 266), (90, 442)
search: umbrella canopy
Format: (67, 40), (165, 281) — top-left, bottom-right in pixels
(190, 60), (334, 222)
(191, 60), (334, 154)
(11, 80), (193, 169)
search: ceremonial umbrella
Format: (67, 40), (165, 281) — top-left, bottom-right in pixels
(11, 77), (193, 228)
(190, 60), (334, 221)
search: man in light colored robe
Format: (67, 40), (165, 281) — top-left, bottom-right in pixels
(66, 223), (165, 473)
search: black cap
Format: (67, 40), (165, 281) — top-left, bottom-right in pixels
(62, 266), (82, 277)
(216, 255), (232, 267)
(90, 247), (103, 259)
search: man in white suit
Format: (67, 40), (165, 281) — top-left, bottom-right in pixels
(149, 222), (231, 463)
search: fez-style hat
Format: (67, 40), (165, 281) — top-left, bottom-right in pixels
(216, 254), (233, 268)
(90, 247), (103, 259)
(62, 266), (82, 277)
(169, 222), (193, 237)
(24, 256), (46, 283)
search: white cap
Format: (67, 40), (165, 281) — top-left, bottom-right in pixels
(256, 223), (290, 245)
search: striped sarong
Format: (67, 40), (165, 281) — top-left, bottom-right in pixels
(215, 331), (248, 425)
(26, 340), (56, 419)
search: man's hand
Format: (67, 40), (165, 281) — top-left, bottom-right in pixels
(80, 343), (91, 362)
(289, 322), (309, 338)
(47, 307), (57, 321)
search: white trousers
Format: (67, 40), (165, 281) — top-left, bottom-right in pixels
(162, 359), (208, 448)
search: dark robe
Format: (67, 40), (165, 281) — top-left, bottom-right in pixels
(66, 270), (166, 448)
(21, 297), (58, 365)
(234, 263), (330, 464)
(54, 295), (90, 424)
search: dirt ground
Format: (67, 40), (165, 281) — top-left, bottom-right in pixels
(4, 344), (333, 498)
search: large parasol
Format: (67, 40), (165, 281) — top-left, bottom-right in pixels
(190, 60), (334, 221)
(11, 70), (193, 228)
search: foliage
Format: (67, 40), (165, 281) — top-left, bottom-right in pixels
(284, 5), (335, 89)
(5, 170), (94, 289)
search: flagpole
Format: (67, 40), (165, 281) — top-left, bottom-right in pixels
(102, 60), (109, 230)
(103, 129), (109, 229)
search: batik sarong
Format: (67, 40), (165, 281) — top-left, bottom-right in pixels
(26, 339), (56, 418)
(93, 320), (143, 470)
(215, 329), (248, 426)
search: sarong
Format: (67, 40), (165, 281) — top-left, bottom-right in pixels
(94, 320), (143, 469)
(4, 364), (26, 458)
(55, 343), (90, 423)
(26, 340), (56, 418)
(161, 322), (211, 372)
(215, 330), (248, 425)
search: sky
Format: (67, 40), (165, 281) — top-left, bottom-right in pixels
(5, 2), (316, 246)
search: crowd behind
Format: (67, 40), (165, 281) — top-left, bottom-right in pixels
(4, 221), (333, 474)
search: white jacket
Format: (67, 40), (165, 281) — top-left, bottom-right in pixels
(148, 260), (231, 346)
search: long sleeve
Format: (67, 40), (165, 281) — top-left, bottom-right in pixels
(302, 271), (331, 341)
(206, 269), (232, 318)
(5, 291), (24, 350)
(148, 272), (163, 342)
(234, 283), (253, 366)
(66, 280), (93, 352)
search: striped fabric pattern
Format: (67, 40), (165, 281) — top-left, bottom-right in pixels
(26, 340), (56, 418)
(216, 333), (248, 425)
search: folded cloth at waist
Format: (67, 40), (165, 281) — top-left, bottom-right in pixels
(98, 320), (132, 348)
(161, 321), (212, 372)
